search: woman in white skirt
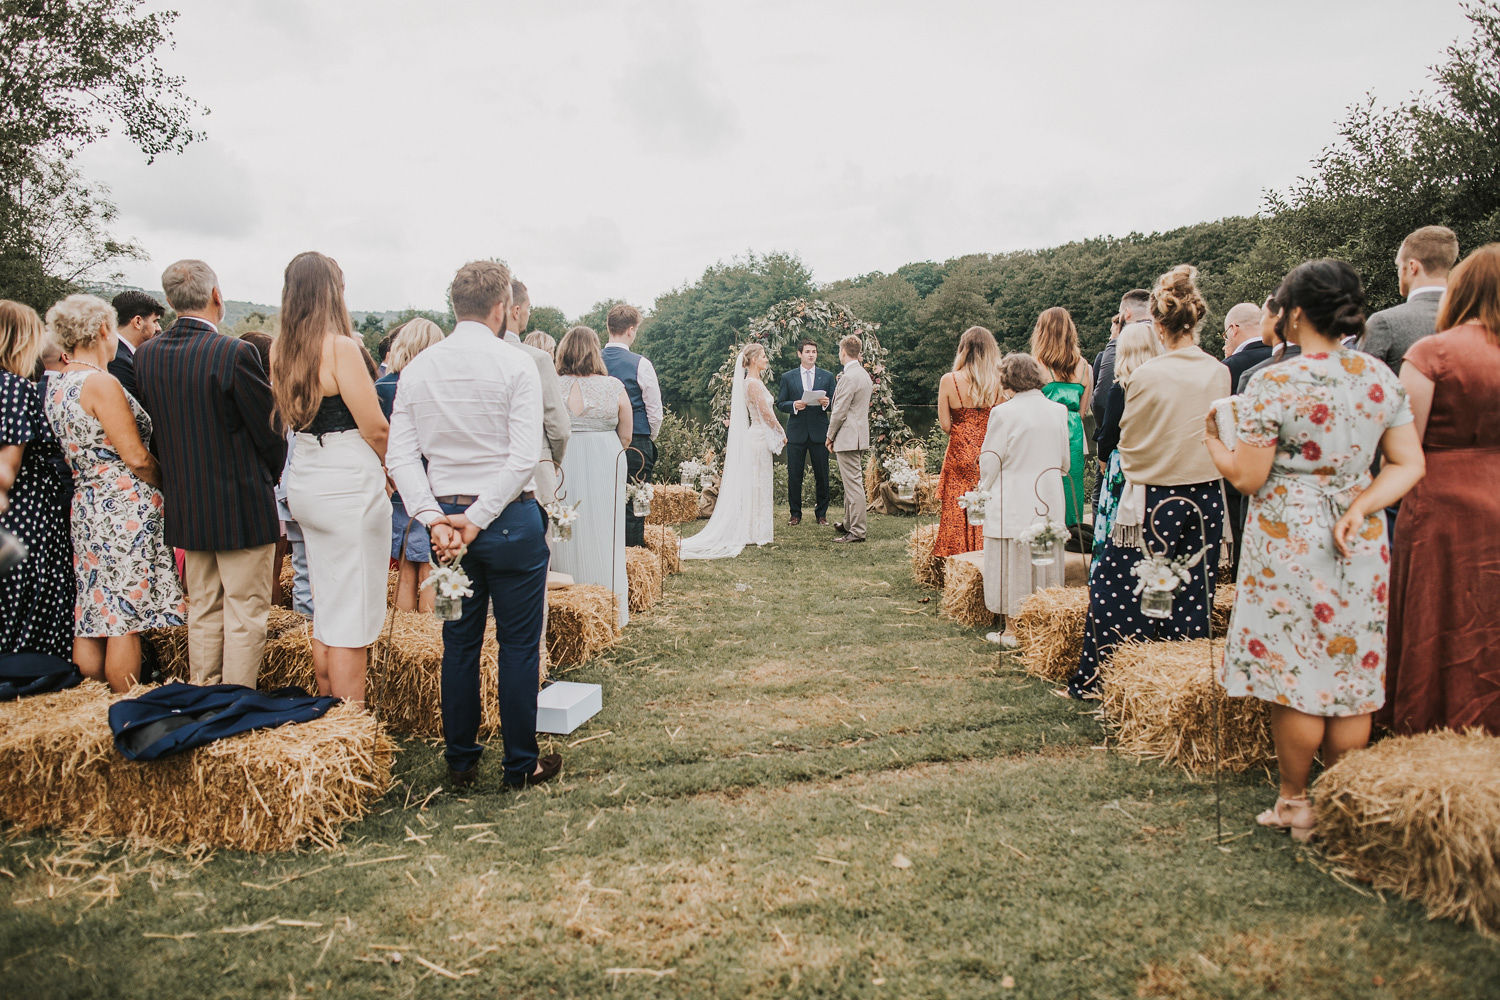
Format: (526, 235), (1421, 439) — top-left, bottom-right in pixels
(977, 353), (1071, 645)
(271, 251), (391, 705)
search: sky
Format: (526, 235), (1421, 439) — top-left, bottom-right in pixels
(78, 0), (1475, 317)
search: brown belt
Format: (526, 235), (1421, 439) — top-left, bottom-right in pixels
(435, 492), (535, 505)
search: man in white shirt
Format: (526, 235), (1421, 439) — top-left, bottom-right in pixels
(1362, 225), (1459, 374)
(600, 304), (662, 546)
(386, 259), (560, 791)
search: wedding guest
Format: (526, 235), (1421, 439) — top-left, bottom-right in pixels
(0, 301), (71, 661)
(387, 259), (559, 790)
(1091, 289), (1151, 418)
(602, 304), (660, 546)
(507, 279), (570, 506)
(524, 331), (557, 358)
(376, 319), (444, 613)
(1363, 225), (1458, 374)
(134, 260), (286, 688)
(776, 339), (836, 527)
(1091, 322), (1163, 558)
(37, 339), (74, 504)
(1067, 266), (1229, 699)
(375, 330), (396, 376)
(1031, 307), (1093, 528)
(551, 326), (631, 627)
(272, 252), (390, 706)
(1212, 259), (1423, 840)
(1384, 243), (1500, 736)
(1238, 298), (1298, 394)
(107, 290), (164, 399)
(44, 294), (185, 690)
(827, 335), (873, 543)
(977, 354), (1069, 645)
(1220, 301), (1268, 576)
(933, 326), (1002, 556)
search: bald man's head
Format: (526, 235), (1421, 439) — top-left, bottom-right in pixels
(1222, 301), (1263, 357)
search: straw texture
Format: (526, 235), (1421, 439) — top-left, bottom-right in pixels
(644, 485), (701, 525)
(907, 523), (944, 589)
(546, 584), (622, 667)
(643, 525), (683, 574)
(939, 552), (996, 629)
(626, 546), (664, 613)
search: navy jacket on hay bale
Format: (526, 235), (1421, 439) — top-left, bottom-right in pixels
(109, 682), (340, 760)
(0, 652), (82, 700)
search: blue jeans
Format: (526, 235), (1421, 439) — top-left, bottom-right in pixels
(439, 497), (549, 781)
(278, 496), (314, 618)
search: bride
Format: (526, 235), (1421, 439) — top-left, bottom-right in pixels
(682, 343), (786, 560)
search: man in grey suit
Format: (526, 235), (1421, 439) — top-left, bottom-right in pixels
(1362, 225), (1459, 373)
(506, 278), (570, 503)
(826, 334), (873, 543)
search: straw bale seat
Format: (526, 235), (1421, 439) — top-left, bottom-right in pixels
(1100, 638), (1272, 773)
(546, 584), (621, 667)
(644, 485), (700, 525)
(908, 523), (944, 589)
(0, 682), (394, 851)
(939, 551), (996, 629)
(1313, 730), (1500, 938)
(626, 546), (664, 613)
(1012, 586), (1089, 682)
(643, 525), (683, 574)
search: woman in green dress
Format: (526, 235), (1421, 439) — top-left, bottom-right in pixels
(1030, 307), (1094, 526)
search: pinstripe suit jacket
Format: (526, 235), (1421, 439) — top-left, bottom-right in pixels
(134, 318), (286, 551)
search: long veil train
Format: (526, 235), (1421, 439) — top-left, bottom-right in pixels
(681, 352), (755, 560)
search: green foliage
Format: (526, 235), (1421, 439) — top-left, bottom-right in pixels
(650, 410), (718, 485)
(637, 252), (814, 409)
(527, 305), (568, 340)
(570, 299), (628, 340)
(356, 312), (383, 356)
(1232, 0), (1500, 313)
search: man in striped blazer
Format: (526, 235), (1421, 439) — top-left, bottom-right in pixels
(135, 260), (286, 688)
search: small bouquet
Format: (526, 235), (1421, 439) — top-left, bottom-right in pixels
(697, 460), (718, 491)
(1018, 519), (1068, 565)
(1131, 547), (1207, 619)
(627, 480), (655, 516)
(544, 498), (580, 542)
(422, 551), (473, 622)
(958, 489), (993, 526)
(883, 456), (920, 499)
(679, 459), (706, 486)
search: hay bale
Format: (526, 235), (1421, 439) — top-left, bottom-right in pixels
(1100, 638), (1272, 774)
(644, 525), (683, 574)
(1012, 586), (1090, 682)
(916, 473), (941, 516)
(939, 551), (995, 630)
(626, 546), (664, 613)
(144, 607), (310, 684)
(1314, 731), (1500, 937)
(0, 682), (395, 852)
(261, 621), (317, 691)
(366, 611), (494, 738)
(644, 485), (700, 525)
(908, 523), (944, 589)
(1211, 584), (1236, 636)
(547, 584), (621, 667)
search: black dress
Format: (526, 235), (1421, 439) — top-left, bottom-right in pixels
(0, 372), (72, 659)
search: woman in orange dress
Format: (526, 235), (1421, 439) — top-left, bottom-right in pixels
(933, 326), (1003, 557)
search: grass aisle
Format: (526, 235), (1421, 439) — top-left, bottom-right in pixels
(3, 515), (1498, 998)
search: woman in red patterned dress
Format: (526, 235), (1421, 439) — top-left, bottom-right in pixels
(933, 326), (1004, 557)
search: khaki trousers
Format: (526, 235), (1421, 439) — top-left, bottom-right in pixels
(835, 449), (868, 540)
(184, 545), (275, 688)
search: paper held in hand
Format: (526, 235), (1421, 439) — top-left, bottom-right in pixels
(1211, 396), (1238, 448)
(801, 390), (828, 406)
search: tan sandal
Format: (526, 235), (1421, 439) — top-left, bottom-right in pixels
(1256, 796), (1315, 842)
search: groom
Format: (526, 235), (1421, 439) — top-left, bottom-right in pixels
(826, 334), (872, 544)
(776, 338), (836, 525)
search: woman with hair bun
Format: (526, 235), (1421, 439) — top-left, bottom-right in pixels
(1383, 243), (1500, 736)
(1209, 258), (1424, 840)
(1067, 265), (1229, 699)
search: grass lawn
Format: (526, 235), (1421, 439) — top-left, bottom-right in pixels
(3, 513), (1498, 998)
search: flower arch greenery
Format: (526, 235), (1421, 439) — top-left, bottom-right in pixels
(707, 298), (912, 459)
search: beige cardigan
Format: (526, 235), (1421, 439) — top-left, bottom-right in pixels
(1118, 346), (1230, 486)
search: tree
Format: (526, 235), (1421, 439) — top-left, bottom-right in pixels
(527, 305), (568, 340)
(570, 299), (628, 342)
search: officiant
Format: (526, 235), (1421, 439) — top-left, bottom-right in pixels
(776, 339), (837, 525)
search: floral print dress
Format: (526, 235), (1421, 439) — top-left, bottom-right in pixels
(46, 372), (185, 636)
(1219, 350), (1410, 716)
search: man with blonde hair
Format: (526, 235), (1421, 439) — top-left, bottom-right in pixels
(1364, 225), (1460, 373)
(134, 259), (285, 689)
(387, 259), (560, 791)
(826, 334), (872, 543)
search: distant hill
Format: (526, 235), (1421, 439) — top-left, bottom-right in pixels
(83, 281), (406, 330)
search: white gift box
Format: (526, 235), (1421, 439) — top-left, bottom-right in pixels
(535, 681), (602, 735)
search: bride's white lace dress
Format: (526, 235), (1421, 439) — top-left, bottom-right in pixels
(681, 357), (785, 560)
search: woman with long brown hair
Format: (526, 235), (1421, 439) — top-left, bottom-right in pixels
(1383, 243), (1500, 736)
(272, 252), (390, 705)
(932, 326), (1003, 557)
(1030, 307), (1093, 528)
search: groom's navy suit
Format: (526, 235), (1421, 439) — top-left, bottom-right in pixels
(776, 365), (837, 520)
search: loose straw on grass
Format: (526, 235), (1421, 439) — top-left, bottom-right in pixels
(1099, 638), (1272, 774)
(1313, 729), (1500, 939)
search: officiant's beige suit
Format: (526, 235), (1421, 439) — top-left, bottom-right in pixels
(827, 361), (873, 540)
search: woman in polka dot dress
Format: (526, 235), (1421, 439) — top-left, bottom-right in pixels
(0, 301), (73, 662)
(1208, 260), (1425, 841)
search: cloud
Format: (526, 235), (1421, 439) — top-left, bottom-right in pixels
(614, 5), (741, 156)
(79, 138), (261, 240)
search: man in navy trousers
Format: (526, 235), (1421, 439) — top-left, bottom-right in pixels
(776, 339), (836, 525)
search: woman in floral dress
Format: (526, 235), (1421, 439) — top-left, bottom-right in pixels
(45, 295), (185, 690)
(1207, 260), (1425, 842)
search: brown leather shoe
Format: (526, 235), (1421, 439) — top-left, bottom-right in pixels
(447, 765), (477, 789)
(833, 522), (846, 533)
(506, 753), (562, 789)
(816, 517), (828, 525)
(788, 515), (801, 525)
(832, 534), (865, 543)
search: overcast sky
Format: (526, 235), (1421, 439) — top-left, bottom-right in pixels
(78, 0), (1473, 317)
